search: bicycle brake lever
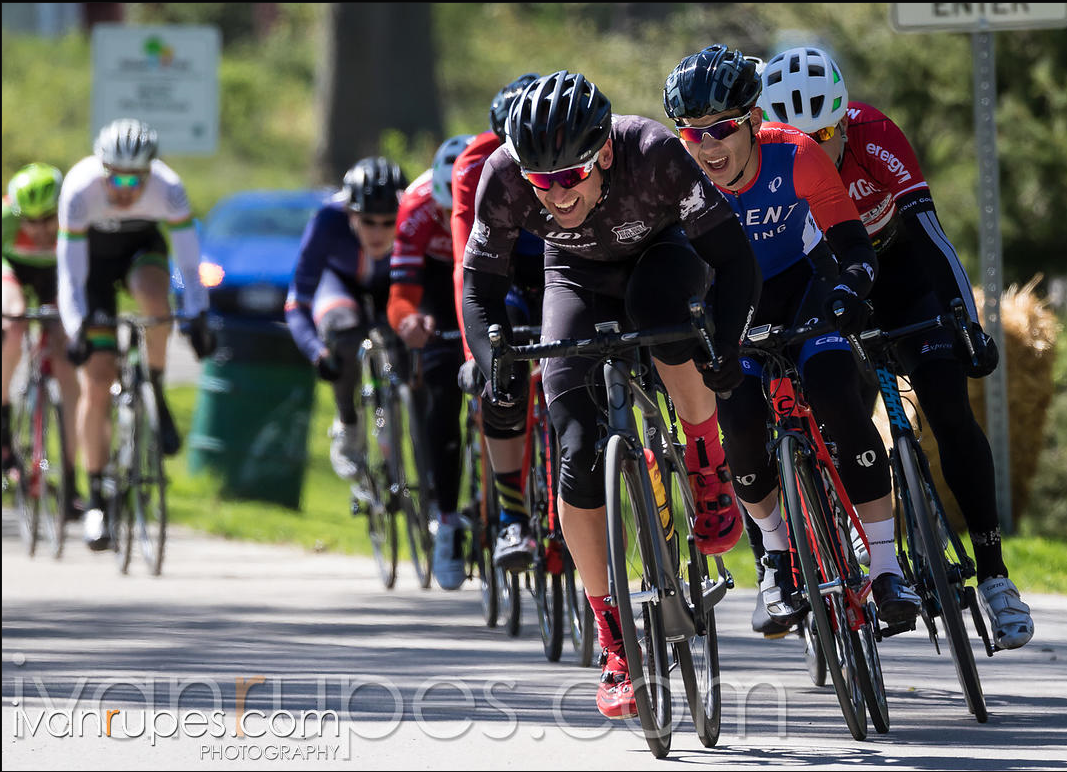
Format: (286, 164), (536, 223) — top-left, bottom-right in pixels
(949, 298), (978, 365)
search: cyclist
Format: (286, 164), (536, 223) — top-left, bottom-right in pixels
(56, 118), (215, 550)
(759, 46), (1034, 650)
(462, 71), (761, 718)
(663, 44), (922, 637)
(387, 135), (474, 591)
(285, 157), (408, 480)
(2, 163), (82, 513)
(451, 72), (547, 573)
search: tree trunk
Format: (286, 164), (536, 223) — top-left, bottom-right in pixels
(314, 2), (442, 185)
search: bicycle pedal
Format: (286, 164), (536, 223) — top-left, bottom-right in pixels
(879, 619), (917, 639)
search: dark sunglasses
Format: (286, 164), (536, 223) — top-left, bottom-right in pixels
(106, 172), (145, 189)
(676, 113), (751, 144)
(808, 125), (837, 143)
(358, 216), (396, 228)
(22, 213), (58, 225)
(520, 156), (597, 191)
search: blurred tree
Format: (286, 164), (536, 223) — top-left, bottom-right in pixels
(313, 2), (443, 185)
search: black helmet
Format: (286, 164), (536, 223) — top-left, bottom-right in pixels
(505, 70), (612, 173)
(342, 157), (407, 214)
(663, 44), (764, 121)
(489, 72), (540, 143)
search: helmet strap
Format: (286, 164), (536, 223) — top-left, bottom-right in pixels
(725, 124), (758, 189)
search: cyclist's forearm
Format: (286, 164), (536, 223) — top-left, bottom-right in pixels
(56, 235), (88, 338)
(169, 226), (208, 316)
(691, 219), (761, 355)
(462, 267), (511, 378)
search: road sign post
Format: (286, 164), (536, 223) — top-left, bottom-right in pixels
(890, 4), (1067, 535)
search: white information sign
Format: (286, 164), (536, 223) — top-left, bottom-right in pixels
(91, 24), (220, 155)
(891, 3), (1067, 33)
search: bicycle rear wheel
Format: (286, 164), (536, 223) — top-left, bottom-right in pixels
(528, 409), (563, 660)
(133, 382), (167, 576)
(605, 434), (672, 758)
(781, 435), (867, 740)
(37, 379), (70, 559)
(397, 385), (433, 588)
(898, 436), (987, 722)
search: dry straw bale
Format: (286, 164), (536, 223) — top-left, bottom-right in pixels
(872, 276), (1060, 532)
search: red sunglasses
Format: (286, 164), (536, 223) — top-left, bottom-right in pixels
(676, 113), (752, 144)
(521, 156), (597, 191)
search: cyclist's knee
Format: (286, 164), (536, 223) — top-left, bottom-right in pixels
(551, 391), (604, 510)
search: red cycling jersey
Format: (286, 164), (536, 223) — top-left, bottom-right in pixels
(836, 102), (932, 245)
(386, 170), (456, 332)
(450, 130), (499, 359)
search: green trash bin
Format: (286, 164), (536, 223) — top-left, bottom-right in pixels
(188, 319), (316, 509)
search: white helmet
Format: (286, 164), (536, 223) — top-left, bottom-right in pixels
(431, 134), (475, 210)
(94, 118), (159, 170)
(759, 47), (849, 134)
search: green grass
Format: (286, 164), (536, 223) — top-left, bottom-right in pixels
(163, 381), (1066, 594)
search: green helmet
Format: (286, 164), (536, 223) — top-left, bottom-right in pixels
(7, 163), (63, 219)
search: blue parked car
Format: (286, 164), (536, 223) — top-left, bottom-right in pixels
(172, 189), (336, 322)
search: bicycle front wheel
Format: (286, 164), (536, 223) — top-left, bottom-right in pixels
(37, 379), (70, 559)
(361, 362), (398, 589)
(781, 435), (867, 740)
(133, 382), (167, 576)
(397, 385), (433, 588)
(898, 436), (987, 722)
(605, 434), (672, 758)
(10, 385), (39, 555)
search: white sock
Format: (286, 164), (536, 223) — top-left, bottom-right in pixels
(754, 505), (790, 552)
(865, 518), (902, 579)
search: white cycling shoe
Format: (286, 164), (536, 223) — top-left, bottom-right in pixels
(328, 419), (365, 481)
(83, 508), (110, 551)
(433, 520), (467, 591)
(977, 576), (1034, 650)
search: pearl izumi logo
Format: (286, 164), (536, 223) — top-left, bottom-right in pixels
(855, 449), (878, 468)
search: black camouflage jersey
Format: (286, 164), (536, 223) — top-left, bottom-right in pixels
(463, 115), (736, 274)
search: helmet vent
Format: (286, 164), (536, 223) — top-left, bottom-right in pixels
(811, 95), (825, 118)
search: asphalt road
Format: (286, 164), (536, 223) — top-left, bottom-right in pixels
(3, 501), (1066, 771)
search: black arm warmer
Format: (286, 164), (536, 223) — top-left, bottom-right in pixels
(825, 219), (879, 299)
(462, 267), (512, 378)
(689, 217), (762, 356)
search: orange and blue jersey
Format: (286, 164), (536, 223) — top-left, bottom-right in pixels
(715, 122), (861, 280)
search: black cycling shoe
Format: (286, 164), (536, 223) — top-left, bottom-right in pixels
(872, 572), (921, 625)
(158, 404), (182, 457)
(493, 522), (536, 573)
(760, 550), (806, 625)
(752, 588), (794, 638)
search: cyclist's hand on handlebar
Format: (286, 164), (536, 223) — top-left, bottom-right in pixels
(314, 348), (343, 382)
(182, 312), (217, 360)
(457, 358), (485, 395)
(824, 285), (871, 336)
(397, 313), (434, 349)
(698, 352), (744, 394)
(66, 324), (93, 366)
(482, 371), (522, 409)
(956, 321), (999, 378)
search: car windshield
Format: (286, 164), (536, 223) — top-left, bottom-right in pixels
(205, 204), (318, 239)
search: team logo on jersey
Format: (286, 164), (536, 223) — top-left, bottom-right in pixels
(679, 181), (707, 220)
(769, 176), (783, 193)
(611, 221), (650, 244)
(865, 143), (912, 184)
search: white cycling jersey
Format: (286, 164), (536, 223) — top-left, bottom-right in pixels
(56, 156), (207, 337)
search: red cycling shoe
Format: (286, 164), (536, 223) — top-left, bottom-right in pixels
(596, 648), (637, 719)
(688, 461), (743, 555)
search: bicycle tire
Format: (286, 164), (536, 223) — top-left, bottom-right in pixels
(130, 382), (167, 575)
(898, 436), (987, 722)
(605, 434), (672, 759)
(478, 520), (499, 627)
(108, 400), (134, 575)
(397, 385), (433, 588)
(534, 562), (564, 661)
(528, 411), (564, 661)
(563, 551), (596, 666)
(781, 435), (867, 740)
(11, 384), (39, 556)
(803, 612), (827, 687)
(498, 566), (521, 637)
(361, 358), (398, 589)
(37, 380), (70, 559)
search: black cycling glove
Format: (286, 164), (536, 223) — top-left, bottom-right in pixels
(956, 322), (999, 378)
(182, 312), (217, 360)
(823, 284), (871, 337)
(66, 324), (93, 366)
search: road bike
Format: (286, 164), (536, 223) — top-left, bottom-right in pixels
(3, 307), (72, 558)
(490, 299), (732, 758)
(103, 314), (178, 576)
(848, 299), (994, 722)
(740, 319), (890, 741)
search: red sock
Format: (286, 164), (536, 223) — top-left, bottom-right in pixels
(586, 593), (624, 653)
(682, 412), (724, 471)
